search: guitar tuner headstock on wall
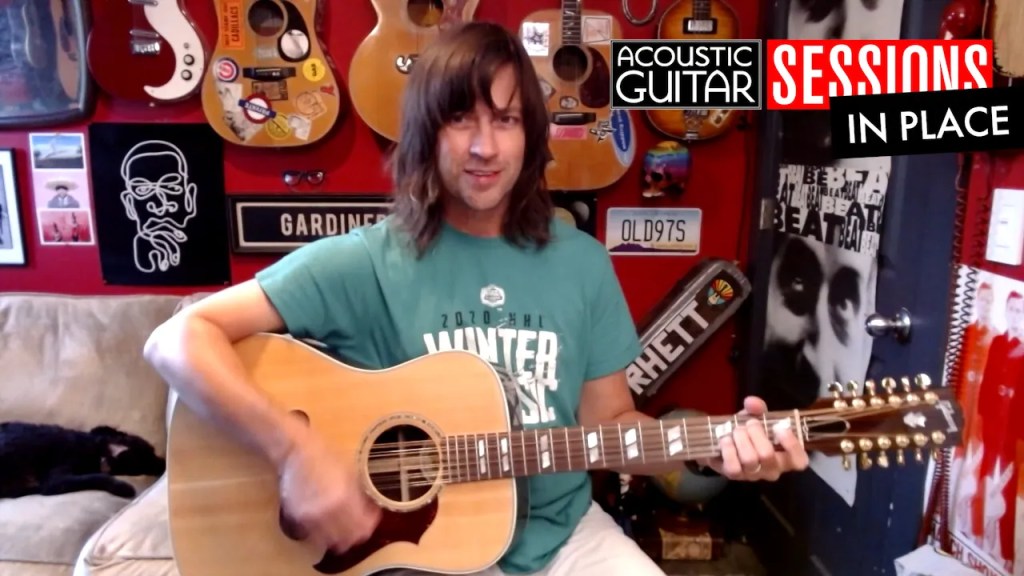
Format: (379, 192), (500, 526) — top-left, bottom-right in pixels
(805, 373), (963, 471)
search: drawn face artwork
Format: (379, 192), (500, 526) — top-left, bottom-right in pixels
(1006, 293), (1024, 341)
(118, 140), (198, 272)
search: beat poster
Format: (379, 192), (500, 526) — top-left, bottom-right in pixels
(945, 265), (1024, 576)
(757, 0), (905, 507)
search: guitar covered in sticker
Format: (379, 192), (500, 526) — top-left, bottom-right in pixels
(519, 1), (635, 192)
(202, 0), (343, 147)
(86, 0), (207, 103)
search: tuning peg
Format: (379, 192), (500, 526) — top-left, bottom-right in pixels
(846, 380), (860, 395)
(830, 382), (848, 408)
(931, 447), (942, 461)
(913, 433), (928, 463)
(864, 380), (876, 395)
(842, 454), (851, 470)
(876, 437), (891, 468)
(915, 374), (931, 390)
(931, 431), (947, 445)
(877, 451), (890, 468)
(860, 453), (873, 470)
(881, 377), (896, 394)
(895, 435), (910, 466)
(900, 376), (913, 393)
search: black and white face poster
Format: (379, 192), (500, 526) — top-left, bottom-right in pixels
(762, 0), (904, 506)
(88, 123), (231, 286)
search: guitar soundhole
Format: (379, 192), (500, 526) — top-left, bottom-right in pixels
(367, 424), (439, 504)
(248, 0), (286, 37)
(552, 46), (588, 83)
(408, 0), (445, 27)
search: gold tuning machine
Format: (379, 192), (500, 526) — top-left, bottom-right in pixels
(902, 376), (920, 404)
(915, 374), (931, 390)
(895, 435), (910, 466)
(881, 377), (897, 394)
(900, 376), (912, 393)
(847, 381), (867, 408)
(830, 382), (847, 408)
(864, 380), (886, 407)
(846, 380), (859, 395)
(841, 438), (855, 470)
(876, 436), (891, 468)
(860, 453), (873, 469)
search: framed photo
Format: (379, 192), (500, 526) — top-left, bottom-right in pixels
(0, 149), (27, 266)
(227, 195), (392, 253)
(0, 0), (95, 128)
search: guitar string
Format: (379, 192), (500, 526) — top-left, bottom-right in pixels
(360, 404), (932, 488)
(362, 428), (935, 491)
(361, 400), (917, 454)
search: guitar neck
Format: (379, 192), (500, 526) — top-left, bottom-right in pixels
(561, 0), (582, 46)
(440, 411), (804, 483)
(694, 0), (712, 19)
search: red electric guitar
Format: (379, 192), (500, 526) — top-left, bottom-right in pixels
(86, 0), (206, 103)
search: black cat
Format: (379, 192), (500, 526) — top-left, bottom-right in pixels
(0, 421), (166, 500)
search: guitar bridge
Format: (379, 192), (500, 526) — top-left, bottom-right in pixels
(551, 112), (596, 125)
(129, 30), (161, 56)
(683, 18), (717, 34)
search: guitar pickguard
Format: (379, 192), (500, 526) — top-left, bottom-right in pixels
(141, 0), (204, 101)
(306, 502), (438, 574)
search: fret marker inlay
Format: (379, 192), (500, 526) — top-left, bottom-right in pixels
(500, 437), (510, 472)
(624, 427), (639, 460)
(666, 425), (684, 455)
(477, 438), (487, 474)
(714, 420), (734, 439)
(586, 431), (599, 463)
(540, 433), (551, 469)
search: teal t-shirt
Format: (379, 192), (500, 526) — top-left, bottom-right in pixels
(254, 215), (641, 573)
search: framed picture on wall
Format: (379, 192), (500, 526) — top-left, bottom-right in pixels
(0, 0), (95, 128)
(0, 149), (27, 266)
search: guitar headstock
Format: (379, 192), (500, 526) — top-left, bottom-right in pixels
(800, 374), (964, 470)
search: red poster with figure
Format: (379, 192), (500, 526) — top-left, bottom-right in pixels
(946, 265), (1024, 576)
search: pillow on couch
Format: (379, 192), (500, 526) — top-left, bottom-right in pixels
(73, 476), (176, 576)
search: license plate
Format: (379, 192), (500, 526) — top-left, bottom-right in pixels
(605, 207), (701, 255)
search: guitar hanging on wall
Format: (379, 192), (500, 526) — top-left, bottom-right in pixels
(86, 0), (207, 103)
(644, 0), (742, 141)
(348, 0), (479, 143)
(519, 1), (636, 192)
(166, 333), (964, 576)
(201, 0), (343, 147)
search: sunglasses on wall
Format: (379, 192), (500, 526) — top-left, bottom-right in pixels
(282, 170), (326, 189)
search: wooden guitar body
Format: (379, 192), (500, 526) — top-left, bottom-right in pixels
(521, 4), (636, 191)
(348, 0), (479, 142)
(201, 0), (343, 147)
(85, 0), (205, 102)
(167, 334), (525, 576)
(644, 0), (742, 141)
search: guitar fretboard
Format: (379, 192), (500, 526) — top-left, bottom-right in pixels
(440, 413), (803, 483)
(561, 0), (582, 46)
(695, 0), (712, 20)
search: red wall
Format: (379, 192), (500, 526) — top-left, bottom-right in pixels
(962, 151), (1024, 284)
(0, 0), (765, 416)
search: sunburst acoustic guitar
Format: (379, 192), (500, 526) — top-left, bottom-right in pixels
(86, 0), (206, 103)
(167, 333), (964, 576)
(520, 0), (635, 192)
(644, 0), (743, 141)
(348, 0), (479, 143)
(201, 0), (343, 147)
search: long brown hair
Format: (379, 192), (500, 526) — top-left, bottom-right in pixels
(387, 21), (554, 257)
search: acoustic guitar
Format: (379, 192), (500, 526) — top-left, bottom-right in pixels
(520, 1), (636, 192)
(167, 333), (963, 576)
(348, 0), (479, 143)
(201, 0), (343, 147)
(85, 0), (206, 103)
(983, 0), (1024, 82)
(644, 0), (742, 141)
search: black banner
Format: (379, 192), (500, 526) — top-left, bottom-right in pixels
(627, 258), (751, 406)
(829, 85), (1024, 159)
(88, 123), (230, 286)
(610, 40), (762, 110)
(228, 196), (391, 253)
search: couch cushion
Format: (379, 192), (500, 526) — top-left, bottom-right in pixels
(74, 477), (177, 576)
(0, 293), (182, 456)
(0, 491), (131, 567)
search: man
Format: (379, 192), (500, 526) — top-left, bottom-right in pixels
(144, 22), (809, 575)
(46, 180), (80, 208)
